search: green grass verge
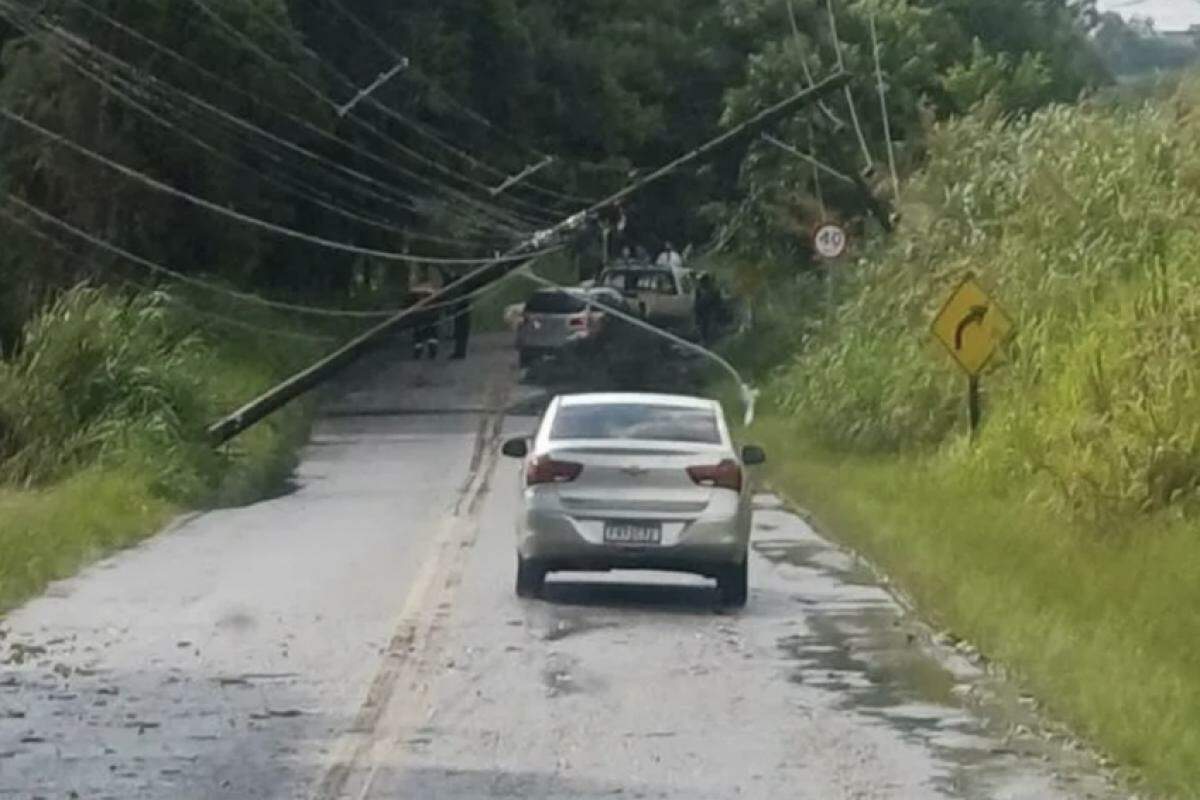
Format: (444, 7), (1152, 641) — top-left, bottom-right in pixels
(756, 415), (1200, 798)
(0, 285), (324, 616)
(0, 468), (174, 611)
(0, 402), (315, 616)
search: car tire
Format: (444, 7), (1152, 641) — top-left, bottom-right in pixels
(515, 555), (546, 599)
(717, 560), (748, 608)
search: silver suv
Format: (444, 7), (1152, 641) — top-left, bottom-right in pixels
(515, 287), (627, 369)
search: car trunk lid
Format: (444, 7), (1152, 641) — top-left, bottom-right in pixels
(546, 441), (728, 516)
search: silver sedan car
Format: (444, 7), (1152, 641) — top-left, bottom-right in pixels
(501, 393), (766, 606)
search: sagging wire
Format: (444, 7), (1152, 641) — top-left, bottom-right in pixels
(1, 202), (527, 342)
(785, 0), (845, 130)
(231, 0), (576, 216)
(33, 2), (536, 238)
(0, 106), (567, 267)
(56, 0), (517, 244)
(9, 0), (544, 238)
(868, 12), (902, 204)
(37, 34), (484, 251)
(314, 0), (599, 208)
(516, 271), (760, 427)
(3, 194), (529, 320)
(185, 0), (561, 229)
(0, 205), (338, 342)
(824, 0), (876, 173)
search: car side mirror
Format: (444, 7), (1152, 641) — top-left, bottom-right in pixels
(501, 438), (529, 459)
(742, 445), (766, 466)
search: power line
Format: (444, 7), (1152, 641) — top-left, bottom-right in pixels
(824, 0), (875, 172)
(185, 0), (561, 227)
(44, 4), (535, 237)
(0, 204), (343, 342)
(761, 134), (855, 185)
(204, 72), (852, 445)
(36, 33), (508, 253)
(6, 0), (514, 243)
(4, 200), (514, 344)
(869, 12), (902, 204)
(0, 106), (566, 266)
(3, 194), (548, 320)
(34, 0), (541, 239)
(785, 0), (846, 130)
(250, 0), (550, 202)
(314, 0), (599, 207)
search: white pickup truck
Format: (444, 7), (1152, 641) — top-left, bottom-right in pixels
(595, 266), (698, 338)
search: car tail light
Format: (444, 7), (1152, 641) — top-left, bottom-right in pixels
(687, 460), (743, 492)
(526, 456), (583, 486)
(567, 314), (588, 330)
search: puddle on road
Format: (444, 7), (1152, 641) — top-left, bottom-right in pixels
(753, 498), (1121, 800)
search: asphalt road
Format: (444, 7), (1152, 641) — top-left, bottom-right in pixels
(0, 335), (1123, 799)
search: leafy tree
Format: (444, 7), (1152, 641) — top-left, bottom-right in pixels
(1092, 12), (1200, 77)
(715, 0), (1112, 272)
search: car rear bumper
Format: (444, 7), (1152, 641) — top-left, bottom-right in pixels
(519, 508), (748, 576)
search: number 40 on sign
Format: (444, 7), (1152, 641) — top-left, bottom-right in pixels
(812, 223), (847, 260)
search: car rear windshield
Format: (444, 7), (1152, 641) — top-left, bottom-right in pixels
(525, 291), (587, 314)
(551, 403), (721, 444)
(601, 271), (677, 295)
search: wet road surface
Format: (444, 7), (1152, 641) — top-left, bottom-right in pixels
(0, 336), (1123, 798)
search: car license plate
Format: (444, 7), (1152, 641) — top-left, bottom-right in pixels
(603, 521), (662, 546)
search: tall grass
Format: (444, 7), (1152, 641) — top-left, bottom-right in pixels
(0, 284), (330, 610)
(743, 75), (1200, 796)
(771, 77), (1200, 519)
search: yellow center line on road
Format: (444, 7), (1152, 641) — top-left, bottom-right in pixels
(311, 368), (513, 800)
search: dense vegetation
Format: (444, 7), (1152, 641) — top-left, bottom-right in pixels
(0, 0), (1116, 342)
(0, 285), (325, 609)
(736, 75), (1200, 796)
(0, 0), (1115, 486)
(1093, 12), (1199, 77)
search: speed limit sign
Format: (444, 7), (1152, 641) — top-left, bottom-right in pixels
(812, 223), (848, 260)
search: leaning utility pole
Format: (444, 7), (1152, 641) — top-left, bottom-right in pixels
(207, 71), (851, 446)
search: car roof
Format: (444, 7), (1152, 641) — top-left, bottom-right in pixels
(557, 392), (719, 411)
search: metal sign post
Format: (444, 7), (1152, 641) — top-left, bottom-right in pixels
(812, 221), (848, 309)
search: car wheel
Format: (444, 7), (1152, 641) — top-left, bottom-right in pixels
(717, 560), (748, 608)
(515, 555), (546, 599)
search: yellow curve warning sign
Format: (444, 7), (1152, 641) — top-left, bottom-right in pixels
(931, 278), (1014, 376)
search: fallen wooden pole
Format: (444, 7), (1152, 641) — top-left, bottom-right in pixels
(206, 71), (852, 446)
